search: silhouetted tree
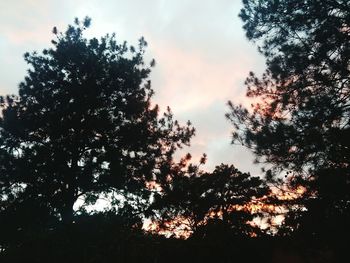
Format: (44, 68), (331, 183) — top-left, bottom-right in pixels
(194, 164), (270, 238)
(149, 154), (208, 235)
(227, 0), (350, 238)
(154, 163), (269, 238)
(0, 16), (195, 241)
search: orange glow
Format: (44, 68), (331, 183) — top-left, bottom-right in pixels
(143, 216), (193, 239)
(274, 185), (306, 201)
(145, 181), (162, 192)
(143, 185), (307, 239)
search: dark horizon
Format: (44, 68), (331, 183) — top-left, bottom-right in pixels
(1, 1), (349, 263)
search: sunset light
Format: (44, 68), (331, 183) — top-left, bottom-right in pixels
(1, 1), (349, 262)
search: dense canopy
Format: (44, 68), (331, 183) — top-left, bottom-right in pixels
(227, 0), (350, 238)
(0, 17), (195, 231)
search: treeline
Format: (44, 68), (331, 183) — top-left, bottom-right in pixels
(1, 1), (349, 262)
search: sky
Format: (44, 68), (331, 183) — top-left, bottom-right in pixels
(0, 0), (266, 175)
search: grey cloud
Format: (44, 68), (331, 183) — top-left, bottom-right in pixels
(0, 0), (266, 175)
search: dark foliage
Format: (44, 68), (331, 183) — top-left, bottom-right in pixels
(1, 2), (349, 260)
(0, 216), (340, 263)
(153, 163), (270, 238)
(0, 17), (195, 249)
(227, 0), (350, 240)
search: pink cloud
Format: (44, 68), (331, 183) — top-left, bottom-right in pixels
(150, 41), (255, 114)
(145, 39), (264, 172)
(0, 0), (73, 46)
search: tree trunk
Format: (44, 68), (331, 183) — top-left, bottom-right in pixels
(60, 153), (79, 223)
(60, 195), (76, 223)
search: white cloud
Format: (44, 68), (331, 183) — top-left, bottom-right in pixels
(0, 0), (266, 174)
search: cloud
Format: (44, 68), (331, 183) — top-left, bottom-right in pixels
(0, 0), (266, 175)
(173, 101), (262, 174)
(150, 41), (260, 114)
